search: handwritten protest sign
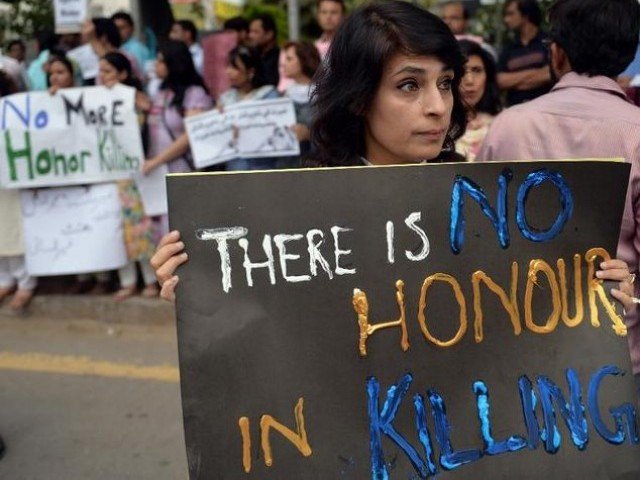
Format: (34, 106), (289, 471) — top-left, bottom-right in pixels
(168, 160), (640, 479)
(54, 0), (87, 33)
(0, 85), (144, 189)
(185, 98), (300, 169)
(67, 44), (100, 80)
(20, 183), (127, 276)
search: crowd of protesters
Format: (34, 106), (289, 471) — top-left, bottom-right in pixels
(1, 0), (640, 318)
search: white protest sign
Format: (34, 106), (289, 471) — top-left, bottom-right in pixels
(185, 98), (300, 168)
(135, 164), (168, 216)
(54, 0), (87, 33)
(0, 85), (144, 189)
(20, 183), (128, 276)
(67, 44), (99, 79)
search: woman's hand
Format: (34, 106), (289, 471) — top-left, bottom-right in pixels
(48, 85), (60, 95)
(291, 124), (310, 142)
(150, 231), (188, 304)
(135, 91), (152, 113)
(142, 157), (160, 175)
(596, 259), (637, 313)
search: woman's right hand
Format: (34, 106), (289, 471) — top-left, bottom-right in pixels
(151, 230), (188, 304)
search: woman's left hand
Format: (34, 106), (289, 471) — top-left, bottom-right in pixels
(596, 259), (637, 313)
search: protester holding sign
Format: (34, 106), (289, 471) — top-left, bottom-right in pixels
(99, 52), (158, 300)
(0, 73), (35, 311)
(142, 41), (212, 235)
(217, 46), (280, 171)
(47, 54), (77, 93)
(278, 41), (321, 168)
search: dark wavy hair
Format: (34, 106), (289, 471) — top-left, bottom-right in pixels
(228, 45), (269, 89)
(505, 0), (542, 27)
(92, 17), (122, 49)
(102, 51), (144, 91)
(549, 0), (640, 78)
(158, 40), (208, 111)
(284, 41), (321, 80)
(458, 40), (501, 116)
(311, 0), (467, 167)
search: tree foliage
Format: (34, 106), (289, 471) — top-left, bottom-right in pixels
(0, 0), (54, 41)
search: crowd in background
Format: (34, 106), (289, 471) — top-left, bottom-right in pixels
(1, 0), (640, 311)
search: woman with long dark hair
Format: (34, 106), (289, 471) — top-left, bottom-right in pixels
(456, 39), (502, 161)
(142, 40), (212, 177)
(153, 1), (467, 300)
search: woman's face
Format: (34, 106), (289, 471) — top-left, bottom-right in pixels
(283, 46), (303, 80)
(364, 53), (454, 165)
(225, 58), (252, 89)
(155, 53), (168, 80)
(98, 59), (126, 87)
(460, 54), (487, 109)
(48, 60), (74, 89)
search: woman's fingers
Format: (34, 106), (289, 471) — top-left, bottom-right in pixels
(160, 275), (179, 304)
(597, 260), (634, 282)
(611, 287), (636, 314)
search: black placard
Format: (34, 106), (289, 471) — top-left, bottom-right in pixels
(168, 161), (639, 480)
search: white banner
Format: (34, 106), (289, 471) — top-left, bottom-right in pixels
(135, 164), (168, 216)
(54, 0), (87, 33)
(67, 44), (100, 80)
(185, 98), (300, 168)
(20, 184), (127, 276)
(0, 85), (144, 189)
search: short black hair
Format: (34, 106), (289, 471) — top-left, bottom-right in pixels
(176, 20), (198, 43)
(549, 0), (640, 78)
(35, 30), (58, 52)
(506, 0), (542, 27)
(251, 13), (277, 37)
(6, 39), (25, 51)
(317, 0), (346, 13)
(92, 17), (122, 48)
(224, 16), (249, 33)
(111, 11), (134, 27)
(228, 45), (269, 89)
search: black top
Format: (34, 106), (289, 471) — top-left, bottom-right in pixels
(498, 31), (552, 106)
(261, 46), (280, 87)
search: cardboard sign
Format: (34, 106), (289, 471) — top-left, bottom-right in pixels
(135, 164), (168, 216)
(67, 44), (100, 80)
(21, 183), (127, 275)
(0, 85), (144, 189)
(168, 160), (640, 479)
(185, 98), (300, 169)
(53, 0), (87, 34)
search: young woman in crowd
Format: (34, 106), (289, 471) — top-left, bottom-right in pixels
(218, 45), (280, 171)
(99, 52), (159, 300)
(0, 72), (35, 311)
(150, 0), (635, 312)
(47, 54), (76, 93)
(455, 40), (502, 161)
(279, 40), (321, 167)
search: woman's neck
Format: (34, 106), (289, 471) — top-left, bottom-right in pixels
(291, 74), (311, 85)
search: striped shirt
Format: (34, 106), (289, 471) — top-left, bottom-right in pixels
(477, 72), (640, 373)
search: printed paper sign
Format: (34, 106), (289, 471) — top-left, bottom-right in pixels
(54, 0), (87, 33)
(168, 160), (640, 479)
(185, 98), (300, 168)
(0, 85), (144, 188)
(21, 183), (127, 276)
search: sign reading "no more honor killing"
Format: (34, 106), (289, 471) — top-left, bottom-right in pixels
(168, 160), (640, 479)
(0, 85), (143, 189)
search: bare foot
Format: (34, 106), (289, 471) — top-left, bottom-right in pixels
(113, 285), (136, 302)
(0, 286), (15, 303)
(9, 289), (34, 311)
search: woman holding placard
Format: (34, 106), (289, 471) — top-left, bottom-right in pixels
(0, 71), (36, 311)
(150, 1), (636, 315)
(99, 52), (159, 300)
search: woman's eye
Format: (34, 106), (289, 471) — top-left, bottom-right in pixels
(399, 81), (419, 93)
(438, 78), (453, 91)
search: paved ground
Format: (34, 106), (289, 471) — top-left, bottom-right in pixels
(0, 316), (188, 480)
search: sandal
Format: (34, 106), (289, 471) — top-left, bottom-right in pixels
(9, 289), (34, 312)
(113, 285), (137, 302)
(141, 284), (159, 298)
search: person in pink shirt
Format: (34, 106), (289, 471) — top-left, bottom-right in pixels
(476, 0), (640, 388)
(315, 0), (346, 58)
